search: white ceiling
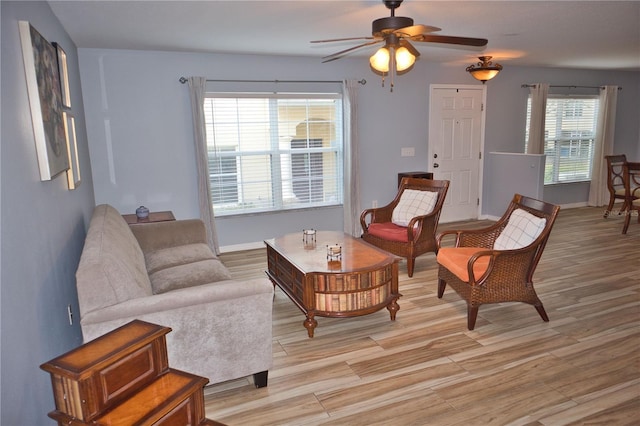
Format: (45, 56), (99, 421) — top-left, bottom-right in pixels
(48, 0), (640, 71)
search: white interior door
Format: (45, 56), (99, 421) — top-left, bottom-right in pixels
(428, 86), (485, 222)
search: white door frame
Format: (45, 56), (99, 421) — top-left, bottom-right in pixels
(428, 84), (487, 221)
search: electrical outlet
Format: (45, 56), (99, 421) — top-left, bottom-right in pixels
(401, 147), (415, 157)
(372, 200), (378, 208)
(67, 305), (73, 325)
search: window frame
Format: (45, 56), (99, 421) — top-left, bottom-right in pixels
(525, 94), (599, 185)
(203, 92), (344, 217)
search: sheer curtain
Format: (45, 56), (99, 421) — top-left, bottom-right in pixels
(527, 83), (549, 154)
(588, 85), (619, 206)
(342, 80), (361, 237)
(187, 77), (220, 254)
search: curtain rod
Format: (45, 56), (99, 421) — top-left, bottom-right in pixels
(179, 76), (366, 85)
(521, 84), (622, 90)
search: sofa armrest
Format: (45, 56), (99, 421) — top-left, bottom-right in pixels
(130, 219), (208, 252)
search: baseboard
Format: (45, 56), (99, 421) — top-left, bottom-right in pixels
(559, 202), (589, 209)
(219, 241), (265, 253)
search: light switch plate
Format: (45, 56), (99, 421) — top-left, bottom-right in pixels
(401, 147), (415, 157)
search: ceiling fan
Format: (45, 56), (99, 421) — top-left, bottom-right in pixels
(311, 0), (488, 88)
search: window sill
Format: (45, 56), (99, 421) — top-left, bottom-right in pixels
(216, 203), (342, 219)
(544, 180), (591, 186)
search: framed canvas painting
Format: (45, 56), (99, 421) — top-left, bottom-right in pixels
(19, 20), (69, 181)
(53, 42), (71, 108)
(63, 112), (81, 190)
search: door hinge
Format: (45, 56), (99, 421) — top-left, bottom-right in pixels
(481, 103), (484, 111)
(479, 152), (482, 159)
(477, 198), (480, 206)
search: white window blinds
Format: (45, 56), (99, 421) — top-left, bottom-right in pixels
(526, 95), (599, 184)
(204, 93), (343, 216)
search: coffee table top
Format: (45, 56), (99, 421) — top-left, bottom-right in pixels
(265, 231), (399, 274)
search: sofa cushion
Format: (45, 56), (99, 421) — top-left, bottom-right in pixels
(145, 243), (217, 275)
(437, 247), (491, 282)
(494, 208), (546, 250)
(392, 189), (438, 227)
(76, 204), (153, 315)
(149, 258), (232, 294)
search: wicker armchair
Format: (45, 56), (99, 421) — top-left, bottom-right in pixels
(622, 162), (640, 234)
(436, 194), (560, 330)
(360, 177), (449, 277)
(604, 154), (629, 217)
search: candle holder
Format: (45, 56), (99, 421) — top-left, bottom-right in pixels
(326, 244), (342, 261)
(302, 229), (316, 246)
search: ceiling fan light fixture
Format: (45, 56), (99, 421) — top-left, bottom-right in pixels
(370, 47), (391, 72)
(369, 45), (415, 73)
(466, 56), (503, 83)
(395, 46), (415, 71)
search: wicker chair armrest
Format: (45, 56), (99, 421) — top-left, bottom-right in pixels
(468, 245), (538, 286)
(360, 205), (394, 227)
(438, 225), (505, 249)
(436, 230), (462, 248)
(359, 208), (373, 231)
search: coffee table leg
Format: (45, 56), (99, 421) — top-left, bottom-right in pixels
(304, 313), (318, 338)
(387, 296), (400, 321)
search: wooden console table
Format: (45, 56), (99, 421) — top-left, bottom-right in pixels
(122, 210), (176, 225)
(265, 231), (401, 338)
(398, 171), (433, 187)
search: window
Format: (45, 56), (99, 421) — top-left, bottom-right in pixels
(525, 95), (599, 184)
(203, 93), (343, 216)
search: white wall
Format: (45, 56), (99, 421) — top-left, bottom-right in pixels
(78, 46), (640, 248)
(1, 1), (95, 424)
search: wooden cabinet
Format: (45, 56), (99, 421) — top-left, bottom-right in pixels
(398, 171), (433, 187)
(41, 320), (221, 425)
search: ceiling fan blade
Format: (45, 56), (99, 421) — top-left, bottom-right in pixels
(311, 36), (375, 43)
(399, 39), (420, 57)
(321, 40), (382, 63)
(415, 34), (488, 47)
(395, 24), (441, 37)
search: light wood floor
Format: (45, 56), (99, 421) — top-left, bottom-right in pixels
(210, 206), (639, 425)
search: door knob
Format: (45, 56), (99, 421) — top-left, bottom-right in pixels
(433, 163), (439, 168)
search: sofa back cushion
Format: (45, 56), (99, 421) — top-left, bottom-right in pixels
(76, 204), (153, 315)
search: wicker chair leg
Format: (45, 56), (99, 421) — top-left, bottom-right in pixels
(535, 304), (550, 322)
(437, 278), (446, 298)
(467, 305), (479, 330)
(407, 257), (415, 277)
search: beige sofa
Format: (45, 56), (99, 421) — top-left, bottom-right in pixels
(76, 204), (274, 387)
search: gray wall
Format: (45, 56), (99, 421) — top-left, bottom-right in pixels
(78, 47), (640, 248)
(1, 2), (95, 424)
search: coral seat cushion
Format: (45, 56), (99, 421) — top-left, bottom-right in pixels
(367, 222), (409, 242)
(437, 247), (491, 282)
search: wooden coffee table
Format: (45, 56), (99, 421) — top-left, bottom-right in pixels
(265, 231), (401, 337)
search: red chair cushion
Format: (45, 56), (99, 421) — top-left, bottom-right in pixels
(367, 222), (409, 242)
(437, 247), (491, 282)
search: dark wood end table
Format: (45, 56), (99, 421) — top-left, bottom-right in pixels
(122, 211), (176, 225)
